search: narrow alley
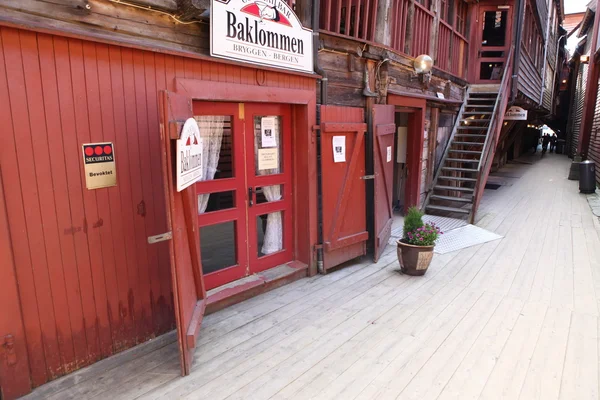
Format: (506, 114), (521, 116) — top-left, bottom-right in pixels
(26, 153), (600, 399)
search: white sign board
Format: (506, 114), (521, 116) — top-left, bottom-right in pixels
(332, 136), (346, 163)
(82, 142), (117, 190)
(504, 106), (528, 120)
(211, 0), (314, 73)
(258, 148), (279, 170)
(386, 146), (392, 162)
(261, 117), (277, 147)
(176, 118), (204, 192)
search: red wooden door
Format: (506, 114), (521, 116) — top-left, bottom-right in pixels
(159, 91), (207, 376)
(475, 6), (513, 83)
(192, 102), (248, 290)
(320, 105), (368, 271)
(372, 105), (396, 261)
(245, 104), (294, 273)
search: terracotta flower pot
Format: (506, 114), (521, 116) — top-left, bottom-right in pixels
(396, 240), (434, 276)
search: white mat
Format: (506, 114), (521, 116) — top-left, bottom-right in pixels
(433, 224), (503, 254)
(389, 215), (468, 245)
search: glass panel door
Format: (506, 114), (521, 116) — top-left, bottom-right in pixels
(245, 104), (294, 273)
(193, 102), (248, 290)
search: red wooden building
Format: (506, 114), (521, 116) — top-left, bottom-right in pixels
(0, 0), (564, 398)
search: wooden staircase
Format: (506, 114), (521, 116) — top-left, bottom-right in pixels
(424, 46), (514, 223)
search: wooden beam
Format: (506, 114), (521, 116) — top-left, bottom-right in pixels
(175, 0), (209, 21)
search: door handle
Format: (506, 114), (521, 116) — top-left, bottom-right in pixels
(248, 187), (254, 207)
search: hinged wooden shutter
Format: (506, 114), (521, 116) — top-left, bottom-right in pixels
(158, 90), (207, 375)
(320, 105), (368, 271)
(372, 105), (396, 261)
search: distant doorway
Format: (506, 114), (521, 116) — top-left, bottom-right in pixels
(475, 6), (512, 83)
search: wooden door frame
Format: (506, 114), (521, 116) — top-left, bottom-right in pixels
(386, 94), (426, 212)
(471, 3), (514, 83)
(173, 78), (318, 276)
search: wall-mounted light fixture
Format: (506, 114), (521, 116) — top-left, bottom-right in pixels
(412, 54), (434, 86)
(580, 54), (590, 64)
(562, 79), (567, 83)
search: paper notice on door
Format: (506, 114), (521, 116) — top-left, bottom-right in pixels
(261, 117), (277, 148)
(258, 148), (279, 170)
(332, 136), (346, 163)
(386, 146), (392, 162)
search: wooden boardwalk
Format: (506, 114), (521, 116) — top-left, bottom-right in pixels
(25, 154), (600, 400)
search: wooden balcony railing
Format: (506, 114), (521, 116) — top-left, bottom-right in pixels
(391, 0), (410, 54)
(437, 21), (452, 72)
(436, 21), (468, 79)
(320, 0), (379, 42)
(411, 3), (434, 56)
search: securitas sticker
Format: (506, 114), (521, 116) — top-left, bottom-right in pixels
(82, 142), (117, 189)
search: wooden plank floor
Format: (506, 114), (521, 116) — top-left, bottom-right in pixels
(24, 154), (600, 400)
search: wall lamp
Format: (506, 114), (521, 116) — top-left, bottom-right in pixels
(412, 54), (434, 86)
(580, 54), (590, 64)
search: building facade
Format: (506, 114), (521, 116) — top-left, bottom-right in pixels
(0, 0), (564, 398)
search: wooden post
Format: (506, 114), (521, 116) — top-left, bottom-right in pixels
(294, 0), (313, 28)
(375, 0), (394, 46)
(426, 107), (440, 190)
(405, 1), (416, 55)
(430, 0), (441, 65)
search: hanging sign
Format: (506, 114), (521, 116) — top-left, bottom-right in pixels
(504, 106), (528, 121)
(82, 142), (117, 190)
(211, 0), (314, 73)
(176, 118), (204, 192)
(332, 136), (346, 163)
(261, 117), (278, 147)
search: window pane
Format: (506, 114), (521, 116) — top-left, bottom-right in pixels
(200, 221), (237, 274)
(257, 212), (284, 257)
(194, 115), (234, 180)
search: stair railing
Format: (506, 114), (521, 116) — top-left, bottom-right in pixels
(469, 46), (515, 224)
(423, 86), (471, 209)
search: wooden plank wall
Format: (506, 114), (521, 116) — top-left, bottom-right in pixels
(518, 44), (543, 102)
(569, 62), (588, 157)
(0, 26), (314, 390)
(587, 74), (600, 185)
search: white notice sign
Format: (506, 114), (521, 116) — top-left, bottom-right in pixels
(261, 117), (277, 147)
(258, 148), (279, 170)
(386, 146), (392, 162)
(176, 118), (204, 192)
(211, 0), (314, 73)
(82, 142), (117, 190)
(332, 136), (346, 163)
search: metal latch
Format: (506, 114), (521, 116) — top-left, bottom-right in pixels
(147, 231), (173, 244)
(360, 175), (376, 180)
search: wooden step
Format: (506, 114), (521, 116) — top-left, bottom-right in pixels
(463, 112), (493, 115)
(434, 185), (475, 192)
(458, 126), (488, 130)
(464, 105), (494, 108)
(439, 175), (477, 182)
(448, 149), (483, 154)
(446, 158), (480, 163)
(455, 134), (487, 138)
(460, 119), (491, 123)
(453, 141), (485, 146)
(469, 91), (499, 95)
(442, 167), (478, 173)
(425, 204), (470, 214)
(430, 194), (472, 203)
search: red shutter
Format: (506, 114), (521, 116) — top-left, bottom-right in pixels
(372, 105), (396, 261)
(158, 91), (207, 375)
(320, 105), (368, 271)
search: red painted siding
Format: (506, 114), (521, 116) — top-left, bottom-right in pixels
(0, 25), (315, 394)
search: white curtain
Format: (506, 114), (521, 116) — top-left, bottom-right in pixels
(195, 116), (226, 213)
(256, 117), (283, 255)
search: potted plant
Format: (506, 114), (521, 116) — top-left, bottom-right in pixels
(397, 207), (442, 276)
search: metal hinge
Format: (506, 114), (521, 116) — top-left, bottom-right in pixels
(360, 174), (376, 180)
(147, 231), (173, 244)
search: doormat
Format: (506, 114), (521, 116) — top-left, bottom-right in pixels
(485, 183), (502, 190)
(433, 224), (503, 254)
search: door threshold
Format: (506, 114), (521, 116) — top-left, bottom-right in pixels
(206, 261), (308, 314)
